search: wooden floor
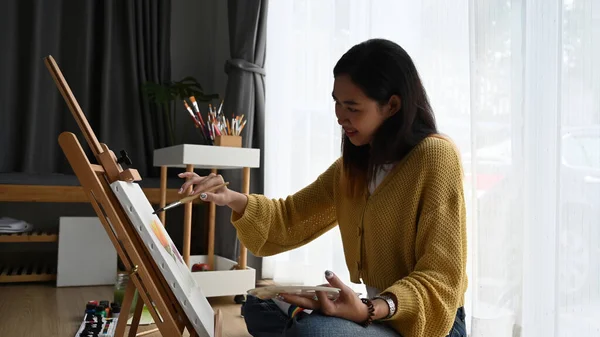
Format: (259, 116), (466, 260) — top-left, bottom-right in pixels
(0, 282), (251, 337)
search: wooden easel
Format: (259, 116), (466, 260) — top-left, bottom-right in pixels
(44, 55), (223, 337)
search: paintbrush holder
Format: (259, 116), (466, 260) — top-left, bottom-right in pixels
(214, 135), (242, 148)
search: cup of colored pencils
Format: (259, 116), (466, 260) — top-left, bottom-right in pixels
(181, 98), (247, 147)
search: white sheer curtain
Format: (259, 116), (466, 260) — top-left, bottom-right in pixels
(262, 0), (600, 336)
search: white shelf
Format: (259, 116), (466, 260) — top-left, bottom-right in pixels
(153, 144), (260, 300)
(189, 255), (255, 297)
(153, 144), (260, 169)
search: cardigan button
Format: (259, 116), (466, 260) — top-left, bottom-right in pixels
(357, 227), (363, 236)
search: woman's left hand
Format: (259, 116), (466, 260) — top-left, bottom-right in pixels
(278, 270), (370, 324)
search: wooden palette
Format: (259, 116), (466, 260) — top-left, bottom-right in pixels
(247, 285), (341, 300)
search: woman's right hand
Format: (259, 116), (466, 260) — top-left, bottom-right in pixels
(177, 172), (249, 214)
(178, 172), (232, 206)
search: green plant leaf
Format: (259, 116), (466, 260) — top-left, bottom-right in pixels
(195, 93), (220, 101)
(178, 76), (203, 90)
(141, 81), (174, 104)
(141, 77), (218, 107)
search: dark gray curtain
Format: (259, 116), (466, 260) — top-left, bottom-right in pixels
(0, 0), (171, 178)
(216, 0), (268, 277)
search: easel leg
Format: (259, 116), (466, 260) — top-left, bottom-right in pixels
(114, 276), (137, 337)
(159, 166), (167, 226)
(183, 164), (194, 265)
(239, 167), (251, 269)
(214, 309), (223, 337)
(128, 296), (145, 337)
(207, 168), (217, 270)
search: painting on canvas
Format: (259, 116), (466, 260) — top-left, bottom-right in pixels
(110, 180), (215, 337)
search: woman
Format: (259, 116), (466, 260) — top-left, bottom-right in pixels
(178, 38), (468, 337)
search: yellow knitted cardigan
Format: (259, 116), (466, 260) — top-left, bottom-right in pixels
(231, 137), (468, 337)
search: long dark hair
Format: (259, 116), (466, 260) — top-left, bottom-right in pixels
(334, 38), (438, 197)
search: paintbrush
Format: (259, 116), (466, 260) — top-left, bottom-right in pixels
(152, 182), (229, 214)
(189, 96), (206, 127)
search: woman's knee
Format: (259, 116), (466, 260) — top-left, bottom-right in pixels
(242, 296), (289, 336)
(286, 314), (357, 336)
(286, 314), (400, 337)
(285, 314), (330, 336)
(240, 295), (261, 316)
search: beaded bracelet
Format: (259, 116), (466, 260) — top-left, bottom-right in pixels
(360, 298), (375, 327)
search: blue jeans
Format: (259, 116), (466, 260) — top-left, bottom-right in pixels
(242, 295), (467, 337)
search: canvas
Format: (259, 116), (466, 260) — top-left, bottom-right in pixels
(110, 180), (215, 337)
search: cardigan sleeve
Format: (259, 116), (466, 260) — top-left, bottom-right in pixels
(230, 159), (340, 257)
(380, 140), (468, 337)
